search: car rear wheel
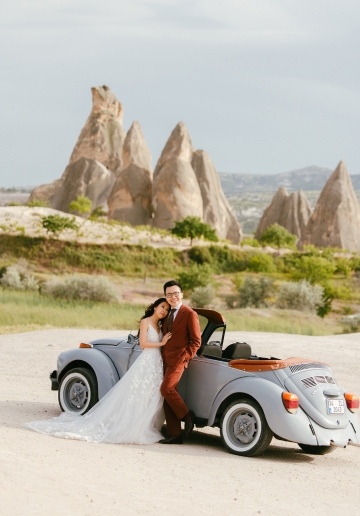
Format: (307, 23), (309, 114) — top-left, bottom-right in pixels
(59, 367), (98, 415)
(298, 443), (335, 455)
(220, 399), (273, 457)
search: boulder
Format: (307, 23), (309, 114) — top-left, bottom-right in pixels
(191, 150), (242, 243)
(107, 122), (152, 225)
(28, 179), (63, 206)
(152, 123), (203, 229)
(255, 187), (311, 239)
(69, 85), (126, 173)
(300, 161), (360, 251)
(53, 157), (115, 214)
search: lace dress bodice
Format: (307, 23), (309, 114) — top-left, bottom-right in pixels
(23, 323), (165, 444)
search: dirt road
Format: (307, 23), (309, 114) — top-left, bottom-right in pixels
(1, 329), (359, 516)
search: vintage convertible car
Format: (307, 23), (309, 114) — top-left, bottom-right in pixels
(50, 309), (360, 456)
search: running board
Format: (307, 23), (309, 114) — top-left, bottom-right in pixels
(348, 440), (360, 448)
(330, 440), (346, 448)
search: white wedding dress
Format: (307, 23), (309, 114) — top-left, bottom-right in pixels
(23, 324), (165, 444)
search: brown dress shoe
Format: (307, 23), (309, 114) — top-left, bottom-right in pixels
(183, 410), (195, 437)
(158, 435), (183, 445)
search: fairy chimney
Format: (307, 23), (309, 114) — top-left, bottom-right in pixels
(191, 150), (241, 243)
(255, 187), (311, 240)
(300, 161), (360, 251)
(107, 121), (152, 225)
(152, 123), (203, 229)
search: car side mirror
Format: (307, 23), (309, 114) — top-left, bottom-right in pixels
(208, 340), (221, 346)
(127, 334), (139, 346)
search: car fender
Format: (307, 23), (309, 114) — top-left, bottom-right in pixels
(208, 377), (318, 445)
(57, 349), (120, 399)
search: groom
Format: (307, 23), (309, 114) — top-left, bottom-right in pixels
(159, 280), (201, 444)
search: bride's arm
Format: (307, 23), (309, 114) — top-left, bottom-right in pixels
(139, 319), (172, 349)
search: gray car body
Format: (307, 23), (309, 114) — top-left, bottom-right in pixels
(53, 309), (360, 449)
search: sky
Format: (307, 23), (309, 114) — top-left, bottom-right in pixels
(1, 0), (360, 187)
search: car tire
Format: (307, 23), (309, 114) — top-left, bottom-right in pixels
(220, 399), (273, 457)
(58, 367), (98, 415)
(298, 443), (335, 455)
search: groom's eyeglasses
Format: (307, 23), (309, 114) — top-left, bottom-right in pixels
(165, 292), (181, 298)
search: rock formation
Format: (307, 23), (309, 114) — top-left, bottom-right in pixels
(52, 158), (115, 214)
(28, 179), (63, 206)
(107, 121), (152, 225)
(69, 85), (126, 173)
(29, 86), (125, 210)
(152, 122), (241, 243)
(300, 161), (360, 251)
(29, 88), (242, 242)
(191, 150), (241, 243)
(152, 123), (203, 229)
(255, 187), (312, 240)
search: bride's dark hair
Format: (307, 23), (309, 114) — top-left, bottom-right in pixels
(137, 298), (169, 336)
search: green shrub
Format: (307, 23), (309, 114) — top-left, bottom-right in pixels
(188, 246), (213, 265)
(335, 258), (351, 277)
(246, 252), (276, 273)
(27, 198), (50, 208)
(177, 263), (213, 293)
(69, 195), (92, 216)
(89, 206), (107, 220)
(42, 275), (118, 302)
(276, 280), (324, 313)
(41, 215), (79, 237)
(341, 313), (360, 333)
(0, 262), (39, 291)
(291, 255), (336, 284)
(190, 284), (216, 308)
(350, 257), (360, 272)
(241, 237), (260, 248)
(259, 223), (297, 249)
(238, 276), (274, 308)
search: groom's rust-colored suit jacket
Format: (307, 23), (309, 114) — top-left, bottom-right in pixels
(162, 304), (201, 367)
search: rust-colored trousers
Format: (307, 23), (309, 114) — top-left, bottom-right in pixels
(160, 361), (189, 436)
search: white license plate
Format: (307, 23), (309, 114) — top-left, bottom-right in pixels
(327, 399), (344, 414)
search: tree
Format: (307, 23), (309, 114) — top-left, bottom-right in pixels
(171, 216), (218, 246)
(259, 223), (297, 250)
(69, 195), (92, 216)
(41, 214), (78, 237)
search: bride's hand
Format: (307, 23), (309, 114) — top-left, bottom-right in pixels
(160, 332), (172, 346)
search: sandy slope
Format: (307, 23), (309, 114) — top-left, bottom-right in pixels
(0, 329), (359, 516)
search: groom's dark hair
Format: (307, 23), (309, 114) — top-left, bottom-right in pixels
(163, 280), (182, 294)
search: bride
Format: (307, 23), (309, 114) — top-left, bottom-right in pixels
(23, 298), (171, 444)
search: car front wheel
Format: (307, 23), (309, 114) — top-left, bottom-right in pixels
(58, 367), (98, 415)
(298, 443), (335, 455)
(220, 399), (273, 457)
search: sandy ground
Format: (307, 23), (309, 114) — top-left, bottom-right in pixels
(1, 329), (360, 516)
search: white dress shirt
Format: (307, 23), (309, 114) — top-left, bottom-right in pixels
(170, 302), (182, 322)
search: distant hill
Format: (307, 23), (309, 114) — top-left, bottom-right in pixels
(219, 166), (360, 194)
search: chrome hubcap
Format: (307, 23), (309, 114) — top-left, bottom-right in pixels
(231, 411), (258, 444)
(66, 379), (89, 410)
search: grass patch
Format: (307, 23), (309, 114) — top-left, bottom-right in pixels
(223, 308), (342, 335)
(0, 235), (182, 277)
(0, 289), (342, 336)
(0, 289), (145, 333)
